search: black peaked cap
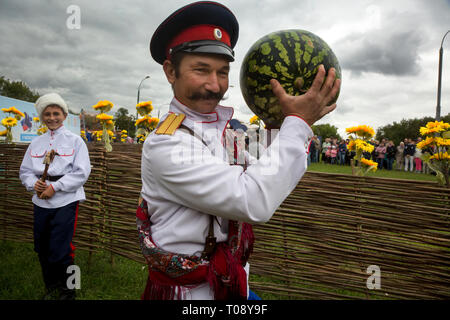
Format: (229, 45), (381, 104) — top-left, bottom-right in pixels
(150, 1), (239, 65)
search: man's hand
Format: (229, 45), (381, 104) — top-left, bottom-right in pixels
(270, 64), (341, 126)
(34, 180), (47, 193)
(39, 184), (55, 200)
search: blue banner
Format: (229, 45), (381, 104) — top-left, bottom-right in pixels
(0, 95), (80, 143)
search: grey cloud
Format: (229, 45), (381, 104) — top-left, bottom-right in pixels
(1, 0), (449, 129)
(337, 29), (423, 76)
(0, 0), (164, 116)
(334, 102), (355, 115)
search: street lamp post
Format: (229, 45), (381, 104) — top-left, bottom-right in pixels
(436, 30), (450, 121)
(137, 75), (150, 119)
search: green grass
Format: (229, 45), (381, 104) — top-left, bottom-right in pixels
(1, 240), (275, 300)
(0, 240), (147, 300)
(1, 240), (380, 300)
(307, 162), (437, 182)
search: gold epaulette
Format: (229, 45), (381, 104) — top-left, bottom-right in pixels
(155, 113), (186, 135)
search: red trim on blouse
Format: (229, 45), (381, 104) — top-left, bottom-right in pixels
(285, 115), (312, 131)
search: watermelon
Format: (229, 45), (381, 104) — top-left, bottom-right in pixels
(239, 29), (341, 128)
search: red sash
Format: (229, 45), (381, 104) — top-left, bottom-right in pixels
(136, 199), (254, 300)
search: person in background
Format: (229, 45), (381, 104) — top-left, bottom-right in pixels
(338, 139), (347, 165)
(345, 138), (352, 165)
(315, 136), (321, 163)
(375, 142), (386, 170)
(385, 140), (396, 171)
(370, 139), (378, 162)
(325, 143), (332, 164)
(404, 138), (415, 172)
(395, 141), (405, 170)
(86, 130), (92, 142)
(19, 93), (91, 300)
(312, 136), (320, 163)
(330, 141), (338, 164)
(321, 137), (331, 163)
(308, 136), (316, 165)
(414, 140), (422, 173)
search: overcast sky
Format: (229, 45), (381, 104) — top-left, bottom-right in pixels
(1, 0), (449, 137)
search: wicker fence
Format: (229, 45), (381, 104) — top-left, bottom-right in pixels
(1, 143), (449, 299)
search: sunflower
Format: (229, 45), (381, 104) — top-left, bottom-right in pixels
(2, 106), (24, 118)
(1, 117), (18, 127)
(416, 136), (435, 149)
(135, 116), (149, 127)
(37, 126), (48, 135)
(360, 158), (378, 171)
(250, 115), (260, 125)
(96, 113), (114, 121)
(10, 107), (25, 118)
(92, 100), (113, 113)
(136, 101), (153, 116)
(420, 126), (440, 136)
(350, 139), (374, 153)
(0, 129), (7, 136)
(426, 121), (450, 130)
(420, 121), (450, 135)
(33, 117), (40, 122)
(345, 125), (375, 138)
(148, 117), (159, 128)
(435, 137), (450, 147)
(347, 140), (356, 151)
(430, 152), (450, 161)
(137, 134), (146, 143)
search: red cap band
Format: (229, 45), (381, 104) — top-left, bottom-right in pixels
(166, 24), (231, 59)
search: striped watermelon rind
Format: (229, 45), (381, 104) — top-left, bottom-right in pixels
(240, 29), (341, 128)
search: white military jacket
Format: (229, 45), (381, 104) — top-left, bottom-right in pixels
(140, 98), (313, 299)
(19, 125), (91, 209)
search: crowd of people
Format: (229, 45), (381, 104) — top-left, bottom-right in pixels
(307, 136), (435, 174)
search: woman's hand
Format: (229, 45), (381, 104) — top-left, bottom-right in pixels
(270, 64), (341, 126)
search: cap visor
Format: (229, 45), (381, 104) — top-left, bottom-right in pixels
(180, 44), (234, 61)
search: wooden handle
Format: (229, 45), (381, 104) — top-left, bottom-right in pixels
(37, 164), (50, 198)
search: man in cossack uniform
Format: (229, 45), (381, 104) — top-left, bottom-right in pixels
(136, 1), (340, 300)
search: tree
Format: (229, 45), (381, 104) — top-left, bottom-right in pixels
(0, 76), (40, 102)
(114, 107), (136, 137)
(376, 113), (450, 145)
(311, 123), (341, 141)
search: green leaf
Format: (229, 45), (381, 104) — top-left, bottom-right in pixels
(436, 171), (446, 186)
(421, 153), (432, 162)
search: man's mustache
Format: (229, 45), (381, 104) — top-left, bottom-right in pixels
(188, 90), (224, 101)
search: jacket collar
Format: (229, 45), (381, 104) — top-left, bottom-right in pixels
(168, 97), (233, 140)
(169, 97), (233, 123)
(47, 125), (66, 137)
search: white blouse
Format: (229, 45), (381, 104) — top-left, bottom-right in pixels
(140, 98), (313, 299)
(19, 125), (91, 208)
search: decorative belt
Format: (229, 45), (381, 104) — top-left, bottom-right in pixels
(39, 175), (64, 182)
